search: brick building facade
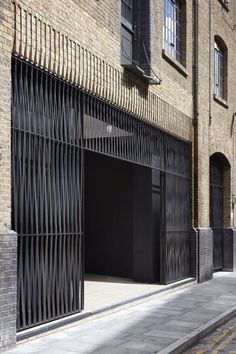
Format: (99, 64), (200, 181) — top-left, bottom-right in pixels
(0, 0), (235, 351)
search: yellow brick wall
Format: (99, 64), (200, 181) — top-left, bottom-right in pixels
(196, 0), (236, 227)
(12, 0), (193, 140)
(0, 0), (14, 232)
(0, 0), (235, 229)
(210, 0), (236, 227)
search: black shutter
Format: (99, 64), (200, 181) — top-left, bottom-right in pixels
(121, 26), (133, 65)
(121, 0), (133, 66)
(139, 0), (151, 75)
(132, 0), (140, 64)
(120, 0), (153, 80)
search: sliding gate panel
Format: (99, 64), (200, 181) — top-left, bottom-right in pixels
(165, 136), (191, 283)
(12, 58), (84, 330)
(165, 173), (191, 282)
(210, 160), (224, 270)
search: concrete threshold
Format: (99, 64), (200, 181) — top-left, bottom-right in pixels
(17, 277), (196, 342)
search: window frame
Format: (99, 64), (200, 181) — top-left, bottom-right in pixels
(121, 0), (133, 31)
(163, 0), (182, 63)
(214, 42), (224, 98)
(214, 37), (227, 102)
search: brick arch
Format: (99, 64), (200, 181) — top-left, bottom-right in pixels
(210, 143), (232, 166)
(210, 152), (230, 168)
(210, 152), (231, 228)
(209, 124), (232, 162)
(210, 152), (232, 270)
(214, 35), (228, 53)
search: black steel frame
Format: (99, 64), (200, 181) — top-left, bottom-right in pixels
(210, 159), (224, 270)
(12, 56), (192, 331)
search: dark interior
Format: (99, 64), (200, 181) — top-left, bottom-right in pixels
(85, 151), (134, 278)
(84, 150), (161, 283)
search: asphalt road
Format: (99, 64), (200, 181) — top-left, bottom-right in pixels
(185, 316), (236, 354)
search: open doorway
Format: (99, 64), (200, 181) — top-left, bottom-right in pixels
(84, 150), (162, 310)
(85, 151), (134, 279)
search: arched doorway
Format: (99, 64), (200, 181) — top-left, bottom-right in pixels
(210, 153), (230, 270)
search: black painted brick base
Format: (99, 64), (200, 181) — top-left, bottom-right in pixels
(223, 228), (236, 271)
(0, 231), (17, 352)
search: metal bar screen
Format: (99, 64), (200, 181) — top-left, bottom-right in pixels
(12, 56), (192, 331)
(210, 160), (224, 270)
(83, 94), (191, 284)
(12, 58), (84, 330)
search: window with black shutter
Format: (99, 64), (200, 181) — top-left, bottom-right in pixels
(120, 0), (134, 66)
(120, 0), (161, 84)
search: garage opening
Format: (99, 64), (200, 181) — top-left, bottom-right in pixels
(84, 150), (162, 309)
(85, 151), (134, 279)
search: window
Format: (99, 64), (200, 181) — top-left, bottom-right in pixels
(121, 0), (132, 27)
(163, 0), (182, 62)
(120, 0), (133, 66)
(120, 0), (156, 82)
(214, 39), (227, 100)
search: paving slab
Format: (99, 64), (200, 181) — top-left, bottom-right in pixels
(5, 272), (236, 354)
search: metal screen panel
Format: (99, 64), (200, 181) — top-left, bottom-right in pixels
(12, 58), (84, 330)
(210, 161), (224, 270)
(164, 135), (191, 283)
(83, 94), (168, 172)
(82, 91), (191, 285)
(165, 173), (191, 282)
(12, 57), (192, 331)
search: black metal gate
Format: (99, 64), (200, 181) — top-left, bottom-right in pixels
(12, 57), (192, 330)
(12, 58), (84, 330)
(210, 158), (224, 270)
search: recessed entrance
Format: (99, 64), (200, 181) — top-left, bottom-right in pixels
(84, 274), (167, 313)
(210, 153), (231, 271)
(84, 150), (161, 289)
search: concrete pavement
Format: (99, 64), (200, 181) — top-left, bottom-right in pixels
(5, 272), (236, 354)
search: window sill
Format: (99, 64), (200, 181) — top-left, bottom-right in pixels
(213, 94), (229, 108)
(162, 50), (188, 78)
